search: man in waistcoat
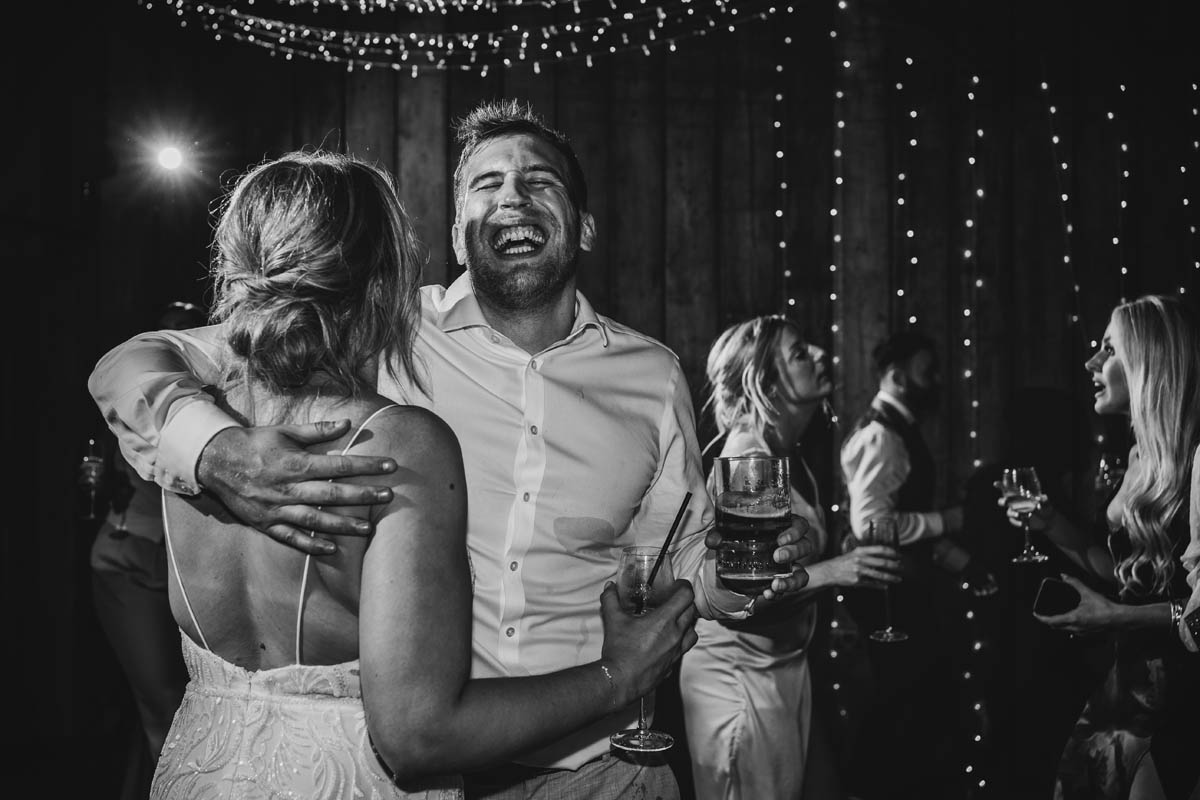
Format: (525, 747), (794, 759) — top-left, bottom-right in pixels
(837, 329), (984, 800)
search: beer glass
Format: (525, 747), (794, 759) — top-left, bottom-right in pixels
(712, 456), (792, 594)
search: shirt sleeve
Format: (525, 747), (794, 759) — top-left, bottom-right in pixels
(624, 360), (752, 621)
(840, 422), (946, 546)
(87, 325), (239, 494)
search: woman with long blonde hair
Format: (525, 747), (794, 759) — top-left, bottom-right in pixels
(1008, 293), (1200, 799)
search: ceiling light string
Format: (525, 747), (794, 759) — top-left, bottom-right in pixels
(141, 0), (777, 73)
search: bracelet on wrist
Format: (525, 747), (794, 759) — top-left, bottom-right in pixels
(599, 663), (620, 709)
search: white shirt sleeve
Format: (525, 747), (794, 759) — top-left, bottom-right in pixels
(87, 325), (237, 494)
(839, 421), (946, 546)
(623, 360), (753, 621)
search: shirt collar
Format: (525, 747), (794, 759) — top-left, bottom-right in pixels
(874, 389), (916, 424)
(435, 271), (610, 348)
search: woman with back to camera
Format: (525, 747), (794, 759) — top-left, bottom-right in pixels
(134, 150), (696, 799)
(679, 314), (902, 800)
(1005, 294), (1200, 800)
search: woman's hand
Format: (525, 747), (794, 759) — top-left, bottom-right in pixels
(1032, 574), (1117, 634)
(997, 488), (1055, 532)
(815, 545), (903, 589)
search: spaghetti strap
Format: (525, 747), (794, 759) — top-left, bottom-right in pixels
(294, 404), (400, 664)
(163, 490), (212, 651)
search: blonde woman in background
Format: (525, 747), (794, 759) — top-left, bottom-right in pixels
(680, 314), (902, 800)
(1007, 294), (1200, 800)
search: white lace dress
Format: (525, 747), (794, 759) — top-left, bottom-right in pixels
(150, 406), (464, 800)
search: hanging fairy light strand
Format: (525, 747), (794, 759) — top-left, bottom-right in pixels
(825, 0), (850, 735)
(777, 6), (795, 312)
(962, 73), (983, 473)
(1185, 81), (1198, 294)
(828, 0), (847, 379)
(140, 0), (778, 74)
(1106, 83), (1130, 303)
(1041, 78), (1088, 341)
(893, 55), (917, 326)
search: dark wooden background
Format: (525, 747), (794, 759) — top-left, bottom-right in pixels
(7, 0), (1196, 796)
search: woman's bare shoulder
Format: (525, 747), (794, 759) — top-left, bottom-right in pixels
(341, 400), (461, 467)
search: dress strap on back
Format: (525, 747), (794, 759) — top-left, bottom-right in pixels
(161, 404), (401, 660)
(163, 490), (212, 651)
(294, 404), (399, 664)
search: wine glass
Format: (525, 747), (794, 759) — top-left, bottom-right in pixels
(999, 466), (1049, 564)
(865, 515), (907, 643)
(609, 545), (675, 753)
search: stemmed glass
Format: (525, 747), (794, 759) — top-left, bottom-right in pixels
(866, 515), (907, 643)
(999, 466), (1049, 564)
(609, 545), (676, 753)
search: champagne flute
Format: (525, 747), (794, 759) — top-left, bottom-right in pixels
(609, 545), (675, 753)
(999, 466), (1049, 564)
(866, 515), (907, 643)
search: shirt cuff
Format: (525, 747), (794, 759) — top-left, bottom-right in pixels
(160, 402), (241, 495)
(693, 554), (756, 620)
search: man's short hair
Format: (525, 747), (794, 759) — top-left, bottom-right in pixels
(451, 98), (588, 214)
(872, 329), (936, 375)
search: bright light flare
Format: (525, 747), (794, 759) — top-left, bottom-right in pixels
(157, 146), (184, 170)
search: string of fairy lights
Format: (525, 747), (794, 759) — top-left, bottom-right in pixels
(139, 0), (778, 74)
(893, 55), (917, 326)
(957, 70), (994, 797)
(825, 0), (849, 734)
(1188, 81), (1198, 293)
(1040, 78), (1088, 340)
(1108, 84), (1130, 304)
(962, 73), (983, 472)
(776, 6), (794, 314)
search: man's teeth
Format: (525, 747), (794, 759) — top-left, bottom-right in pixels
(492, 225), (546, 253)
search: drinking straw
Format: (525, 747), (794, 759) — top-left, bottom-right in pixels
(647, 491), (692, 589)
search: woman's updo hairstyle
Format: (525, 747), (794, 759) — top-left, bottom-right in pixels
(209, 150), (424, 397)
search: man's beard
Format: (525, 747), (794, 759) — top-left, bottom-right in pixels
(465, 238), (578, 312)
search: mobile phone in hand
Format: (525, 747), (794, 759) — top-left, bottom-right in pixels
(1033, 577), (1080, 616)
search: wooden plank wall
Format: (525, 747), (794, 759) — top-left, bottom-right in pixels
(12, 0), (1198, 775)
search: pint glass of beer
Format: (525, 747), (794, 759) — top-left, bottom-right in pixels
(712, 455), (792, 594)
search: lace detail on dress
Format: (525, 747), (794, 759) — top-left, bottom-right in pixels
(152, 636), (463, 799)
(153, 404), (464, 799)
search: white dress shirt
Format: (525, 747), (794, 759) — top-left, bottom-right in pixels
(838, 390), (947, 546)
(89, 273), (751, 769)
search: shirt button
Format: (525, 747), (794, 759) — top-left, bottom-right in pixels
(491, 335), (500, 344)
(509, 561), (518, 571)
(529, 359), (538, 370)
(506, 627), (515, 637)
(530, 424), (538, 435)
(523, 492), (531, 502)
